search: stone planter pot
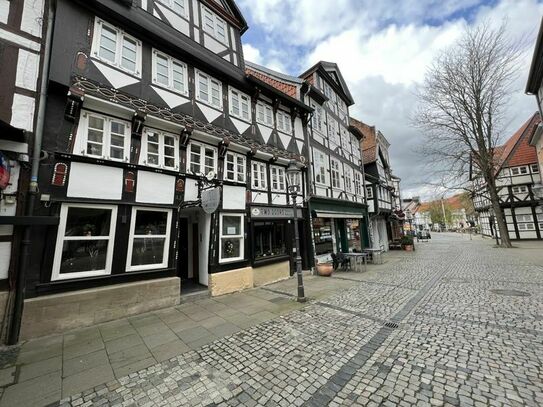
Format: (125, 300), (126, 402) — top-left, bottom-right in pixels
(403, 245), (414, 252)
(316, 263), (333, 276)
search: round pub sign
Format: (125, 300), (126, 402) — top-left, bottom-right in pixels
(201, 187), (221, 214)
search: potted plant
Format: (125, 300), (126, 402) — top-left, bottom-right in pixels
(401, 235), (415, 251)
(315, 259), (333, 276)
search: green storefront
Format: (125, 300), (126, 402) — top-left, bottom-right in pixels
(308, 197), (369, 266)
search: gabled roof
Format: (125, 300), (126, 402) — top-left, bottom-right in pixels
(299, 61), (354, 106)
(496, 112), (540, 169)
(204, 0), (248, 34)
(526, 17), (543, 94)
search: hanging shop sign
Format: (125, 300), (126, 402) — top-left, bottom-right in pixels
(201, 187), (221, 214)
(250, 206), (302, 219)
(0, 153), (10, 190)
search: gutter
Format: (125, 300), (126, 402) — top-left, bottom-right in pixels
(8, 0), (56, 345)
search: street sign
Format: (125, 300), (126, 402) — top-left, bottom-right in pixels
(201, 187), (221, 214)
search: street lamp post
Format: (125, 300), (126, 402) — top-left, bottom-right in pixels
(286, 160), (306, 303)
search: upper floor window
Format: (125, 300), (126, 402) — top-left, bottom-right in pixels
(511, 166), (528, 176)
(366, 186), (373, 199)
(341, 128), (351, 153)
(252, 162), (267, 190)
(277, 110), (292, 134)
(196, 70), (222, 109)
(202, 6), (228, 45)
(224, 151), (246, 183)
(256, 101), (273, 127)
(270, 166), (286, 192)
(351, 135), (360, 160)
(157, 0), (187, 17)
(152, 50), (188, 95)
(511, 185), (528, 194)
(331, 159), (341, 189)
(92, 18), (141, 77)
(516, 214), (535, 230)
(328, 119), (340, 146)
(77, 111), (131, 162)
(313, 149), (328, 185)
(229, 88), (251, 121)
(531, 164), (539, 173)
(311, 103), (324, 133)
(344, 165), (353, 193)
(354, 171), (363, 196)
(188, 142), (217, 176)
(140, 129), (180, 170)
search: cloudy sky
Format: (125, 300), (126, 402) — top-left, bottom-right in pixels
(236, 0), (543, 200)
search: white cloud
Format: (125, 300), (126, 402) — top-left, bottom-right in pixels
(242, 44), (263, 65)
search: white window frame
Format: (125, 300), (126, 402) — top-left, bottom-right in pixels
(512, 186), (528, 194)
(152, 49), (188, 95)
(229, 87), (251, 122)
(91, 18), (142, 77)
(252, 161), (267, 190)
(311, 103), (324, 133)
(328, 119), (340, 146)
(331, 159), (341, 189)
(202, 5), (228, 45)
(140, 128), (180, 170)
(531, 164), (540, 173)
(511, 166), (528, 176)
(344, 165), (353, 193)
(224, 151), (246, 183)
(156, 0), (188, 18)
(196, 70), (223, 109)
(313, 148), (328, 186)
(76, 111), (131, 162)
(126, 207), (172, 272)
(187, 141), (218, 176)
(270, 165), (286, 192)
(366, 186), (374, 199)
(256, 101), (273, 127)
(277, 110), (292, 134)
(354, 171), (363, 196)
(219, 213), (245, 263)
(52, 204), (117, 281)
(351, 135), (361, 160)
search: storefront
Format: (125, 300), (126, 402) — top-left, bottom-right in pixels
(308, 198), (368, 265)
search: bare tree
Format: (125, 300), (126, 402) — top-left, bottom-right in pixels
(414, 22), (525, 248)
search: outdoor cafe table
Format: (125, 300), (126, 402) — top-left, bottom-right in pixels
(343, 252), (368, 272)
(363, 248), (384, 265)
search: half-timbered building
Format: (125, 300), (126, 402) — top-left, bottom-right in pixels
(473, 113), (543, 240)
(352, 118), (397, 250)
(18, 0), (311, 339)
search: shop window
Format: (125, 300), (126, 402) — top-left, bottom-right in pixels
(77, 111), (131, 162)
(188, 142), (217, 176)
(312, 217), (333, 255)
(229, 87), (251, 121)
(92, 18), (141, 76)
(252, 161), (267, 190)
(224, 151), (246, 183)
(254, 221), (287, 260)
(126, 208), (172, 271)
(140, 129), (179, 170)
(152, 50), (188, 95)
(346, 219), (361, 251)
(270, 166), (286, 192)
(219, 214), (244, 262)
(256, 101), (273, 127)
(52, 204), (117, 281)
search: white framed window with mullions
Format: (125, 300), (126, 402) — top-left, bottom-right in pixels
(229, 87), (251, 121)
(224, 151), (246, 183)
(188, 141), (218, 176)
(91, 18), (142, 77)
(219, 213), (244, 263)
(152, 50), (188, 95)
(140, 129), (180, 170)
(313, 148), (328, 185)
(277, 110), (292, 134)
(256, 101), (273, 127)
(156, 0), (188, 18)
(196, 70), (222, 109)
(202, 5), (228, 45)
(270, 166), (286, 192)
(76, 111), (131, 162)
(126, 208), (172, 271)
(252, 161), (267, 190)
(52, 204), (118, 281)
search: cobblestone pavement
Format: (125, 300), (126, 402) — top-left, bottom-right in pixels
(49, 234), (543, 406)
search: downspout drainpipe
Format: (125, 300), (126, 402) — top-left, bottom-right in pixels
(8, 0), (56, 345)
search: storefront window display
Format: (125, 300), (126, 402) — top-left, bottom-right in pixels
(254, 221), (287, 260)
(313, 218), (333, 255)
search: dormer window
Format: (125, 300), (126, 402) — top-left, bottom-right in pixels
(92, 18), (141, 77)
(157, 0), (187, 17)
(229, 87), (251, 121)
(256, 101), (273, 127)
(196, 70), (222, 109)
(277, 110), (291, 134)
(202, 6), (228, 45)
(152, 50), (188, 95)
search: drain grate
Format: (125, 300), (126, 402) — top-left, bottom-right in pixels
(490, 289), (531, 297)
(384, 322), (399, 329)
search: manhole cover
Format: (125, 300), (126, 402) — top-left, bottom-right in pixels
(490, 289), (531, 297)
